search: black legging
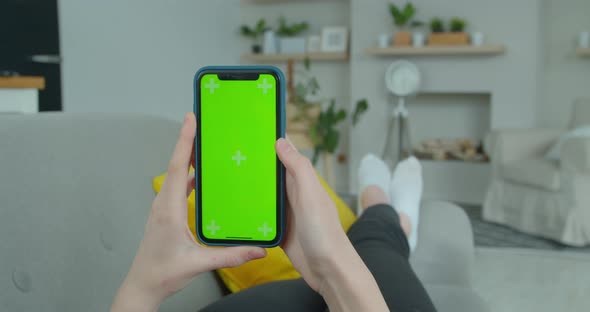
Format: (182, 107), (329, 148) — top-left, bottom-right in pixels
(201, 204), (437, 312)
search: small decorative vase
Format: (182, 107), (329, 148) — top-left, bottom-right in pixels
(263, 30), (277, 54)
(471, 32), (485, 46)
(378, 33), (391, 48)
(412, 32), (425, 47)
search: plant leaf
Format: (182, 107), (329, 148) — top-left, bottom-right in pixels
(410, 20), (424, 28)
(352, 99), (369, 126)
(255, 19), (265, 32)
(308, 77), (320, 95)
(335, 109), (347, 122)
(403, 3), (416, 21)
(325, 130), (340, 153)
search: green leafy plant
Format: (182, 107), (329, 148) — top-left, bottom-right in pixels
(293, 61), (369, 164)
(450, 17), (467, 32)
(240, 18), (267, 39)
(276, 16), (309, 37)
(389, 3), (422, 29)
(310, 100), (347, 164)
(430, 17), (445, 33)
(310, 99), (370, 164)
(291, 57), (320, 123)
(240, 19), (268, 53)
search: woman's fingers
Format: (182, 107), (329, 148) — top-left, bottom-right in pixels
(275, 138), (315, 182)
(189, 247), (267, 274)
(162, 113), (196, 199)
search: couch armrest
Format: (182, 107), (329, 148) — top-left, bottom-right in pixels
(561, 137), (590, 173)
(486, 129), (563, 165)
(410, 201), (474, 287)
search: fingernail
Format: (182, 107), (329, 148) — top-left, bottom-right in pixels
(276, 139), (291, 153)
(184, 113), (191, 124)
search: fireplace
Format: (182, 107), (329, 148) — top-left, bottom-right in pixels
(406, 92), (491, 162)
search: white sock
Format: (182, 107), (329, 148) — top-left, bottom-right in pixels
(357, 154), (391, 216)
(390, 156), (423, 252)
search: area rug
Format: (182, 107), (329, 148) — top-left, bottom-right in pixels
(461, 205), (590, 252)
(473, 247), (590, 312)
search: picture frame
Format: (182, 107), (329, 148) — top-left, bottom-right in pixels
(320, 27), (348, 53)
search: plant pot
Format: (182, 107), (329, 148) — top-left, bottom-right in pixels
(279, 37), (306, 54)
(286, 102), (321, 150)
(470, 32), (484, 46)
(393, 31), (412, 46)
(286, 102), (321, 132)
(378, 33), (391, 48)
(263, 30), (278, 54)
(252, 44), (262, 54)
(412, 32), (426, 47)
(428, 32), (470, 46)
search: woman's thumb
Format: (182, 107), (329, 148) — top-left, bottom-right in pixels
(275, 138), (314, 179)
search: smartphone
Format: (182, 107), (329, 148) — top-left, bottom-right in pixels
(193, 66), (285, 247)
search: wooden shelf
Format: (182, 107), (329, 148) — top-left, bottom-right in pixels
(0, 76), (45, 90)
(577, 48), (590, 57)
(365, 45), (506, 56)
(241, 52), (349, 62)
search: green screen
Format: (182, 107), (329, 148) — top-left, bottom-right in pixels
(200, 73), (277, 242)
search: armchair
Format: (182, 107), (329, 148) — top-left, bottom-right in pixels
(483, 99), (590, 246)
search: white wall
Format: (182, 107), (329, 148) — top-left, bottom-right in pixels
(538, 0), (590, 128)
(349, 0), (541, 198)
(58, 0), (586, 197)
(59, 0), (240, 121)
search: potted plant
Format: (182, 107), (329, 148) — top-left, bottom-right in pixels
(428, 17), (470, 46)
(410, 21), (426, 47)
(430, 17), (445, 33)
(288, 60), (369, 167)
(276, 16), (309, 54)
(389, 2), (422, 46)
(240, 19), (268, 54)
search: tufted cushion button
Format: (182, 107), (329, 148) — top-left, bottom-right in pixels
(12, 269), (32, 293)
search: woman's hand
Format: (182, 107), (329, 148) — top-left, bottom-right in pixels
(275, 138), (351, 291)
(111, 113), (266, 312)
(276, 138), (389, 312)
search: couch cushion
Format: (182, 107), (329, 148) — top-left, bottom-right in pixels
(0, 113), (225, 312)
(501, 158), (560, 191)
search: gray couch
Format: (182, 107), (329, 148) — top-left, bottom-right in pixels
(0, 113), (488, 311)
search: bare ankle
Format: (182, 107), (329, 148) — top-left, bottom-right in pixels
(360, 185), (389, 211)
(399, 212), (412, 238)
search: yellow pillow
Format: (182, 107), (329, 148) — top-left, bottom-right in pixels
(152, 172), (357, 293)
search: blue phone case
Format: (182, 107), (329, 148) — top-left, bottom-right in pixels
(193, 65), (286, 247)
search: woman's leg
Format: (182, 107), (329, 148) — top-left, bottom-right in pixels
(200, 278), (324, 312)
(350, 156), (436, 312)
(204, 155), (434, 312)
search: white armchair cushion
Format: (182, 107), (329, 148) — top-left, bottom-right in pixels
(544, 126), (590, 161)
(561, 137), (590, 173)
(501, 158), (560, 191)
